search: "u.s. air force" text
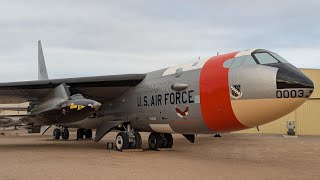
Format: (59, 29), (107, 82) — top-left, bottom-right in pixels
(137, 90), (194, 107)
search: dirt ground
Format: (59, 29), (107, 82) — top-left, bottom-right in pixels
(0, 128), (319, 180)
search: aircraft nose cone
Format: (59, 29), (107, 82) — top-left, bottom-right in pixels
(276, 64), (314, 90)
(92, 102), (101, 110)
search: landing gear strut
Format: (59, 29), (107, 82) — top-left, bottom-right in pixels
(148, 132), (173, 150)
(114, 124), (142, 151)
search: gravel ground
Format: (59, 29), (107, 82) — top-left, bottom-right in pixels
(0, 128), (319, 180)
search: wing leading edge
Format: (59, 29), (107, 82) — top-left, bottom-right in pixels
(0, 74), (146, 104)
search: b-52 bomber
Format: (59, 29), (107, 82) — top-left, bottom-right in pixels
(0, 41), (314, 151)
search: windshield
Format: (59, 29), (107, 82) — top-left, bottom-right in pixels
(254, 52), (279, 64)
(270, 52), (289, 63)
(224, 50), (289, 68)
(223, 55), (257, 68)
(68, 94), (84, 100)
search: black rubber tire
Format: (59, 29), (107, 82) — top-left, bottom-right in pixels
(133, 132), (142, 149)
(53, 128), (61, 140)
(77, 129), (84, 140)
(164, 133), (173, 148)
(61, 128), (69, 140)
(148, 132), (163, 150)
(85, 129), (92, 139)
(115, 132), (129, 151)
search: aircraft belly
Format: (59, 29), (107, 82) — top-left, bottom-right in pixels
(231, 98), (306, 127)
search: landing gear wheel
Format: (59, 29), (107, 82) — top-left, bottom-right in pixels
(53, 128), (61, 140)
(85, 129), (92, 139)
(61, 128), (69, 140)
(129, 132), (142, 149)
(115, 132), (129, 151)
(77, 129), (84, 140)
(148, 132), (163, 150)
(164, 133), (173, 148)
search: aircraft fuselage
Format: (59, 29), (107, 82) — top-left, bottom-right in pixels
(70, 49), (314, 135)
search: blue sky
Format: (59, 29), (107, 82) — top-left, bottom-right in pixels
(0, 0), (319, 81)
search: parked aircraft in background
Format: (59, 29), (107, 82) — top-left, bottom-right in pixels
(0, 41), (314, 151)
(0, 105), (28, 128)
(0, 116), (24, 128)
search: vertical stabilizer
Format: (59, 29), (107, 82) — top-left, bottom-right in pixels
(38, 40), (49, 80)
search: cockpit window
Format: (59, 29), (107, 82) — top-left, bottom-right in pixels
(270, 52), (289, 63)
(223, 55), (257, 68)
(224, 50), (288, 68)
(223, 58), (234, 68)
(242, 56), (257, 65)
(69, 94), (84, 100)
(230, 56), (245, 68)
(254, 52), (280, 64)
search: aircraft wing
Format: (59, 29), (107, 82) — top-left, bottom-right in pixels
(0, 41), (146, 127)
(0, 74), (146, 104)
(0, 114), (27, 127)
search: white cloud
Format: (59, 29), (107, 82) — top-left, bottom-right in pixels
(276, 47), (320, 69)
(0, 0), (319, 82)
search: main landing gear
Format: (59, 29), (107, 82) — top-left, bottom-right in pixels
(77, 128), (93, 140)
(115, 124), (142, 151)
(148, 132), (173, 150)
(114, 124), (174, 151)
(52, 127), (92, 140)
(53, 127), (69, 140)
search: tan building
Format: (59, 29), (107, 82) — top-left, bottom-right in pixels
(0, 103), (28, 115)
(239, 68), (320, 135)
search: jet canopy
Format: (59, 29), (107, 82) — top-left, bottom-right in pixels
(224, 49), (289, 68)
(68, 94), (85, 100)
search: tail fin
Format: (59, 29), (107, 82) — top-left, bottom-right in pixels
(38, 40), (49, 80)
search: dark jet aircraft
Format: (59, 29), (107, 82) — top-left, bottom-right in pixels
(0, 41), (314, 151)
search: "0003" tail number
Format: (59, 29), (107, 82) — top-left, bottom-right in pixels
(276, 90), (304, 98)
